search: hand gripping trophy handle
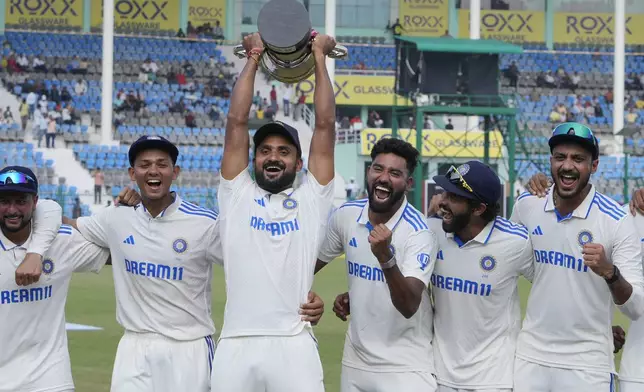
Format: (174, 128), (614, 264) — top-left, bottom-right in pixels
(233, 43), (348, 60)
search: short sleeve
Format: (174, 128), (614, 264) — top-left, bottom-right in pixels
(398, 229), (438, 286)
(318, 209), (345, 263)
(301, 173), (335, 223)
(517, 238), (535, 282)
(217, 168), (253, 217)
(206, 221), (223, 266)
(509, 201), (524, 225)
(65, 229), (110, 273)
(76, 207), (114, 248)
(27, 199), (62, 256)
(612, 214), (644, 320)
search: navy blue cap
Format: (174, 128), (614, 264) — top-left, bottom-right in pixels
(253, 121), (302, 157)
(128, 135), (179, 166)
(0, 166), (38, 194)
(432, 161), (501, 205)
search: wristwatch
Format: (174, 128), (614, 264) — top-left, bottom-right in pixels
(605, 265), (620, 285)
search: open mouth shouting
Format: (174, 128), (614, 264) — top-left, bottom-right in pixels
(263, 163), (285, 179)
(558, 171), (579, 191)
(373, 184), (393, 202)
(146, 179), (162, 191)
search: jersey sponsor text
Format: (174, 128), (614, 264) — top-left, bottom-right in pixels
(431, 273), (492, 297)
(348, 260), (385, 282)
(249, 216), (300, 236)
(533, 249), (589, 273)
(1, 285), (53, 304)
(124, 259), (184, 281)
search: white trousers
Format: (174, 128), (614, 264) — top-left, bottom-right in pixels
(513, 357), (615, 392)
(341, 365), (437, 392)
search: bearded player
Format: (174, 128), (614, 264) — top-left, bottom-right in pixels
(510, 122), (644, 391)
(211, 32), (337, 391)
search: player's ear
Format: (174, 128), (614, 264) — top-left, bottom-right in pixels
(406, 175), (413, 192)
(128, 167), (135, 182)
(591, 158), (599, 174)
(31, 194), (38, 212)
(473, 202), (487, 218)
(172, 165), (181, 180)
(296, 158), (303, 172)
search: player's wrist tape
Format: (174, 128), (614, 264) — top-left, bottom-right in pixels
(380, 255), (396, 270)
(605, 265), (620, 285)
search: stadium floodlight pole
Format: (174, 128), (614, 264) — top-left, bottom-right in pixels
(100, 0), (115, 145)
(613, 0), (625, 135)
(470, 0), (481, 40)
(324, 0), (336, 85)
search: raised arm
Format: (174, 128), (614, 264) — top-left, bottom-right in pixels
(221, 33), (263, 180)
(307, 35), (337, 186)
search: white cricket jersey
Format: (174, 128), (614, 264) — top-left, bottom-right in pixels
(429, 215), (533, 389)
(0, 225), (109, 392)
(618, 204), (644, 383)
(29, 199), (63, 256)
(318, 198), (438, 372)
(217, 169), (334, 338)
(511, 186), (644, 374)
(76, 195), (221, 341)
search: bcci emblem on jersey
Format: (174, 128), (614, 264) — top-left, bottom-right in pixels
(417, 253), (430, 271)
(283, 198), (298, 210)
(480, 255), (496, 272)
(577, 230), (594, 247)
(172, 239), (188, 254)
(42, 259), (55, 275)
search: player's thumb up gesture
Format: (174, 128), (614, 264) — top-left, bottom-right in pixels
(582, 243), (613, 278)
(15, 253), (42, 286)
(368, 224), (393, 264)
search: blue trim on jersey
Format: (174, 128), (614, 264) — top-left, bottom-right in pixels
(57, 224), (73, 235)
(204, 336), (214, 373)
(494, 217), (529, 235)
(493, 224), (529, 239)
(340, 199), (368, 209)
(517, 191), (535, 201)
(403, 205), (428, 231)
(0, 239), (5, 251)
(452, 235), (465, 248)
(179, 201), (219, 220)
(593, 193), (626, 221)
(609, 373), (614, 392)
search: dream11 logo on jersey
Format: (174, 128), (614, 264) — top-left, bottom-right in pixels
(480, 12), (534, 42)
(565, 14), (633, 45)
(8, 0), (79, 26)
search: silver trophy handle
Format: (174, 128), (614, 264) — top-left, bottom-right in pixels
(233, 43), (348, 60)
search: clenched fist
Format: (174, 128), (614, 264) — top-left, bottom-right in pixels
(242, 32), (264, 55)
(15, 253), (42, 286)
(368, 223), (393, 264)
(582, 243), (613, 279)
(116, 186), (142, 206)
(311, 34), (336, 57)
(333, 292), (350, 321)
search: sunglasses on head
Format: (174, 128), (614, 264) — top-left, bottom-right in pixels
(0, 171), (35, 186)
(552, 123), (598, 148)
(446, 165), (485, 203)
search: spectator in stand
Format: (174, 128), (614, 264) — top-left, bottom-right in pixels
(32, 55), (46, 72)
(46, 115), (56, 148)
(141, 58), (159, 76)
(282, 84), (293, 117)
(345, 178), (359, 201)
(584, 101), (595, 120)
(270, 85), (278, 112)
(66, 56), (80, 74)
(340, 116), (350, 129)
(26, 91), (37, 118)
(350, 115), (363, 131)
(167, 67), (178, 84)
(3, 106), (13, 123)
(183, 60), (195, 78)
(7, 54), (20, 73)
(544, 71), (556, 88)
(19, 98), (28, 130)
(185, 111), (197, 128)
(213, 21), (224, 40)
(605, 89), (614, 103)
(38, 95), (48, 113)
(49, 85), (61, 104)
(368, 110), (384, 128)
(16, 53), (28, 71)
(294, 91), (306, 120)
(94, 168), (104, 205)
(387, 18), (404, 36)
(256, 105), (265, 119)
(354, 62), (366, 70)
(176, 69), (187, 85)
(445, 118), (454, 130)
(186, 21), (196, 36)
(176, 28), (186, 38)
(627, 108), (638, 124)
(549, 106), (562, 123)
(569, 71), (580, 92)
(60, 87), (72, 103)
(253, 90), (262, 107)
(74, 79), (87, 96)
(78, 58), (88, 74)
(62, 106), (73, 125)
(505, 61), (519, 88)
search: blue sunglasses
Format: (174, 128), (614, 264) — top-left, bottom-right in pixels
(552, 122), (598, 147)
(0, 171), (36, 186)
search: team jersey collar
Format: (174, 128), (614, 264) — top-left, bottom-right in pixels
(357, 196), (408, 232)
(446, 218), (495, 247)
(137, 192), (181, 218)
(0, 226), (32, 251)
(264, 187), (294, 200)
(544, 184), (595, 222)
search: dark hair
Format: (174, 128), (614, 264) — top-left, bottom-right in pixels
(468, 199), (500, 223)
(370, 138), (419, 175)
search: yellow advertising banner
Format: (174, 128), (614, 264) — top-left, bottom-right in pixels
(6, 0), (83, 28)
(360, 128), (504, 158)
(188, 0), (225, 28)
(91, 0), (180, 31)
(554, 13), (644, 45)
(459, 10), (544, 43)
(295, 75), (411, 107)
(398, 0), (449, 37)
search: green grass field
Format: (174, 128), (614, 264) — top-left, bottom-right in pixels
(66, 260), (631, 392)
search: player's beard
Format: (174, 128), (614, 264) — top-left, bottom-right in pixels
(255, 162), (297, 194)
(0, 214), (31, 233)
(367, 182), (405, 213)
(441, 207), (473, 234)
(551, 167), (591, 200)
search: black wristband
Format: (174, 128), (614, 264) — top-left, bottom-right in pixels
(605, 265), (620, 285)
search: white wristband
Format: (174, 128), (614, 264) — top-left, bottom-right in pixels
(380, 255), (397, 270)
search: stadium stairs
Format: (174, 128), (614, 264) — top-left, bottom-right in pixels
(0, 85), (21, 122)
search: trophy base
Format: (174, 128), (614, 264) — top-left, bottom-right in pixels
(262, 52), (316, 84)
